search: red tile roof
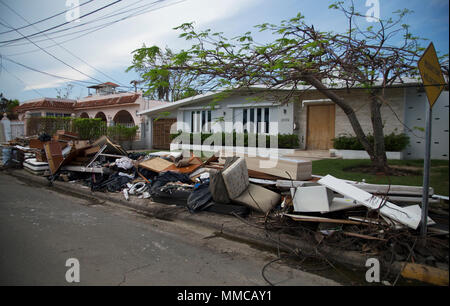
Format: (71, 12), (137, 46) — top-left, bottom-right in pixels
(74, 94), (140, 110)
(15, 99), (75, 113)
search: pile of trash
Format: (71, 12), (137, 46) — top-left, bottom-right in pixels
(2, 130), (448, 270)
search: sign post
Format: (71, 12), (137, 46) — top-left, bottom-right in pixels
(417, 42), (446, 239)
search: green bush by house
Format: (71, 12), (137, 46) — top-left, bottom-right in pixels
(107, 124), (139, 142)
(333, 133), (410, 152)
(170, 131), (299, 149)
(26, 117), (138, 142)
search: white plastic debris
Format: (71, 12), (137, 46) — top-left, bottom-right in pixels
(115, 157), (134, 170)
(123, 189), (129, 201)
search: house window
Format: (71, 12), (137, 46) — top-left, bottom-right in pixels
(240, 107), (270, 134)
(46, 112), (70, 117)
(243, 109), (248, 133)
(190, 110), (212, 133)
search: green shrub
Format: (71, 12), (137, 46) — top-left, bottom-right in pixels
(72, 118), (106, 140)
(333, 133), (410, 152)
(26, 117), (72, 136)
(107, 124), (139, 142)
(26, 117), (108, 140)
(169, 131), (299, 149)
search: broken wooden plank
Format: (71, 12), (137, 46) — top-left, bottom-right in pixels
(341, 231), (387, 241)
(401, 262), (449, 286)
(387, 196), (440, 204)
(84, 145), (101, 156)
(61, 165), (106, 174)
(163, 156), (203, 174)
(248, 178), (277, 185)
(91, 136), (127, 156)
(318, 175), (421, 229)
(248, 169), (285, 180)
(284, 213), (365, 225)
(348, 182), (433, 196)
(276, 180), (313, 188)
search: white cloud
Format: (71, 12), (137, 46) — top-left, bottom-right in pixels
(7, 0), (261, 96)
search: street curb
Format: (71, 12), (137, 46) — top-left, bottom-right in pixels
(3, 169), (445, 284)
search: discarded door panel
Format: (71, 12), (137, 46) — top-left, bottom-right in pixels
(318, 175), (421, 229)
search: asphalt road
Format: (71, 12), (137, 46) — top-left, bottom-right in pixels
(0, 173), (340, 286)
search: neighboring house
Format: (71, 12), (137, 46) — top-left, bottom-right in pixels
(138, 82), (449, 159)
(15, 82), (169, 147)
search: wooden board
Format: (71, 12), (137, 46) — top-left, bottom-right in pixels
(84, 145), (101, 156)
(153, 118), (177, 150)
(306, 104), (335, 150)
(44, 141), (64, 174)
(284, 213), (364, 225)
(139, 157), (174, 172)
(29, 139), (44, 149)
(163, 157), (203, 174)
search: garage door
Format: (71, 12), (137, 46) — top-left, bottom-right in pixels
(153, 118), (177, 150)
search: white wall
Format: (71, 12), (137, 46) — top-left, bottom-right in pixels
(403, 88), (449, 160)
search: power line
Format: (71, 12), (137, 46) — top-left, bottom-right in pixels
(0, 0), (95, 35)
(0, 14), (104, 84)
(1, 0), (167, 49)
(0, 60), (45, 97)
(2, 56), (98, 85)
(0, 0), (122, 44)
(0, 0), (124, 86)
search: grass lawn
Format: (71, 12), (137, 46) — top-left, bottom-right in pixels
(312, 159), (449, 196)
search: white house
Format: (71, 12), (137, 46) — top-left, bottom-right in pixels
(138, 82), (449, 160)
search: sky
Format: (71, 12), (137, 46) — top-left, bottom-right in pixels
(0, 0), (448, 103)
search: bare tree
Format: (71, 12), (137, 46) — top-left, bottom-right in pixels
(127, 46), (203, 102)
(55, 83), (74, 99)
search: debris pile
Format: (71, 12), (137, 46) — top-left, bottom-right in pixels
(2, 131), (448, 274)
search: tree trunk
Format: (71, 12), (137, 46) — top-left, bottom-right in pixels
(370, 94), (389, 173)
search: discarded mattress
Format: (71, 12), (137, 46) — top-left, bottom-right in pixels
(222, 157), (249, 199)
(23, 158), (49, 175)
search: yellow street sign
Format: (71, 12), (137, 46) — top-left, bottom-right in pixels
(418, 42), (446, 108)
